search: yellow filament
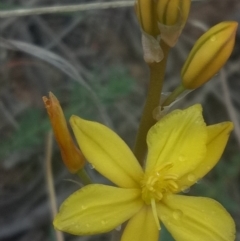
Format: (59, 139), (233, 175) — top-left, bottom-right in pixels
(164, 174), (178, 180)
(168, 180), (179, 190)
(151, 198), (161, 230)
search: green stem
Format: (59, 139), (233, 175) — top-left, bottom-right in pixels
(161, 84), (186, 108)
(77, 168), (92, 185)
(134, 41), (170, 166)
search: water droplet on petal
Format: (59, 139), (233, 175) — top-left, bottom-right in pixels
(81, 205), (87, 210)
(181, 186), (190, 193)
(173, 210), (183, 220)
(195, 117), (202, 124)
(89, 163), (95, 169)
(178, 155), (185, 162)
(187, 174), (195, 182)
(101, 220), (106, 225)
(115, 225), (122, 231)
(210, 35), (216, 42)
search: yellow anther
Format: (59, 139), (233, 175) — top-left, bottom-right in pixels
(164, 174), (178, 180)
(168, 180), (179, 191)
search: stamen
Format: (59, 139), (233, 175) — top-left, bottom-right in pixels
(164, 174), (178, 180)
(161, 162), (173, 170)
(151, 198), (161, 230)
(168, 180), (179, 190)
(155, 192), (163, 200)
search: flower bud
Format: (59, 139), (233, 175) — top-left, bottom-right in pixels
(157, 0), (191, 46)
(181, 21), (238, 89)
(135, 0), (159, 37)
(43, 92), (85, 173)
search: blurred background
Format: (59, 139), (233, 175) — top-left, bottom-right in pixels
(0, 0), (240, 240)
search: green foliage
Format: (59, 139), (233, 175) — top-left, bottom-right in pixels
(0, 108), (50, 160)
(67, 65), (134, 119)
(93, 66), (134, 103)
(160, 224), (174, 241)
(0, 66), (133, 161)
(0, 3), (19, 10)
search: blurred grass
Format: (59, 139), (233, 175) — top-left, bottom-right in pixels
(0, 108), (50, 159)
(0, 65), (133, 161)
(0, 3), (17, 10)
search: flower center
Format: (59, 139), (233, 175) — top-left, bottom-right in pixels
(141, 162), (179, 204)
(141, 162), (179, 230)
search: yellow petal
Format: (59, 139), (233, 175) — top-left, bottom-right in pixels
(70, 116), (143, 188)
(121, 206), (159, 241)
(157, 194), (235, 241)
(146, 104), (207, 178)
(54, 184), (143, 235)
(176, 122), (233, 191)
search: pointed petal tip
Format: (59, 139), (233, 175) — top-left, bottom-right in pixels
(227, 21), (238, 31)
(53, 215), (62, 231)
(217, 121), (234, 135)
(211, 121), (234, 136)
(69, 114), (78, 121)
(224, 121), (234, 131)
(189, 104), (202, 112)
(48, 91), (54, 97)
(69, 115), (82, 126)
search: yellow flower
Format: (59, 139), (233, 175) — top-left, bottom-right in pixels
(43, 92), (85, 173)
(54, 105), (235, 241)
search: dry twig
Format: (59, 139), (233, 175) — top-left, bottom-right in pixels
(45, 131), (65, 241)
(0, 1), (134, 18)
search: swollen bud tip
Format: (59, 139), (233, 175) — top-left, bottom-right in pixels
(181, 21), (238, 89)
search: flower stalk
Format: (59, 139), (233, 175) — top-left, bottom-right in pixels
(161, 84), (186, 108)
(134, 41), (170, 165)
